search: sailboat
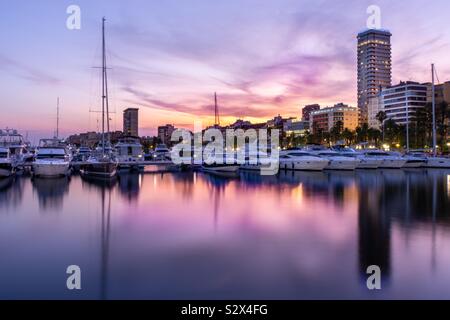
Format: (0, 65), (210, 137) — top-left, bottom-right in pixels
(425, 64), (450, 168)
(80, 18), (118, 178)
(201, 93), (240, 174)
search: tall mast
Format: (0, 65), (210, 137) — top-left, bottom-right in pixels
(56, 97), (60, 139)
(432, 63), (437, 157)
(101, 17), (106, 156)
(103, 18), (111, 143)
(214, 92), (220, 126)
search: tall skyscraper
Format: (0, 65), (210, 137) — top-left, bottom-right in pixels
(123, 108), (139, 136)
(357, 29), (392, 125)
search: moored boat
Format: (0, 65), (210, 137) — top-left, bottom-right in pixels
(279, 149), (329, 171)
(81, 18), (118, 179)
(360, 150), (407, 169)
(32, 139), (71, 178)
(0, 147), (15, 177)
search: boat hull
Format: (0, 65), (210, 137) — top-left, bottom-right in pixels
(425, 158), (450, 168)
(325, 157), (360, 170)
(356, 159), (382, 169)
(32, 162), (70, 178)
(379, 159), (407, 169)
(279, 160), (329, 171)
(0, 163), (14, 177)
(403, 160), (426, 168)
(80, 162), (118, 177)
(201, 165), (240, 173)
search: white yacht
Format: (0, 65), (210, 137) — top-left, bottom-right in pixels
(425, 156), (450, 168)
(311, 150), (360, 170)
(400, 152), (428, 168)
(115, 137), (145, 170)
(0, 147), (15, 177)
(359, 150), (407, 169)
(153, 144), (171, 161)
(279, 149), (329, 171)
(407, 151), (450, 168)
(201, 153), (240, 173)
(331, 147), (382, 169)
(0, 128), (28, 166)
(240, 151), (277, 171)
(33, 139), (71, 178)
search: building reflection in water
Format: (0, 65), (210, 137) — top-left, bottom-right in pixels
(356, 169), (450, 286)
(117, 173), (141, 202)
(31, 176), (71, 211)
(2, 167), (450, 298)
(356, 170), (391, 285)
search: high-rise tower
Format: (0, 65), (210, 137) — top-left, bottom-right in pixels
(357, 29), (392, 125)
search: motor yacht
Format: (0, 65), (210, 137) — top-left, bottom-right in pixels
(399, 152), (427, 168)
(0, 128), (28, 167)
(407, 151), (450, 168)
(310, 150), (360, 170)
(115, 137), (145, 170)
(32, 139), (71, 178)
(0, 147), (15, 177)
(153, 144), (171, 161)
(201, 153), (240, 173)
(359, 150), (407, 169)
(279, 149), (329, 171)
(331, 146), (382, 169)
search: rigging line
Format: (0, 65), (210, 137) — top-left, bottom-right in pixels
(434, 66), (440, 84)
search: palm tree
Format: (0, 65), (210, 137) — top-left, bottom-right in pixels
(376, 111), (387, 141)
(437, 101), (449, 150)
(356, 123), (369, 143)
(367, 128), (381, 145)
(330, 120), (344, 144)
(342, 128), (354, 145)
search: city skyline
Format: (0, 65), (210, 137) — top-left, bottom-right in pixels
(1, 0), (450, 143)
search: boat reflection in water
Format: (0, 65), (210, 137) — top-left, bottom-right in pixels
(0, 168), (450, 299)
(31, 176), (71, 211)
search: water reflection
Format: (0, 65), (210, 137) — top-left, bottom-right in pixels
(117, 173), (141, 202)
(31, 177), (70, 211)
(100, 187), (112, 300)
(1, 168), (450, 299)
(0, 176), (24, 209)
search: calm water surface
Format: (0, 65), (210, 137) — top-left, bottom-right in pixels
(1, 168), (450, 299)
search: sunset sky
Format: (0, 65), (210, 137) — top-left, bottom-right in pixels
(1, 0), (449, 143)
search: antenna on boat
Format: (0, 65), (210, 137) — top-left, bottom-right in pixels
(431, 64), (437, 157)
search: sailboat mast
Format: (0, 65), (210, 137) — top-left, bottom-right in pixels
(214, 92), (219, 126)
(103, 18), (111, 143)
(56, 97), (60, 139)
(432, 63), (437, 157)
(101, 17), (106, 156)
